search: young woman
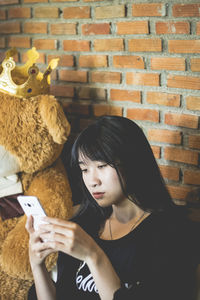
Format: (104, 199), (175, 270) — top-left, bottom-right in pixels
(27, 115), (200, 300)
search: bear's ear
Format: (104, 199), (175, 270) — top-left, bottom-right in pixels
(39, 95), (70, 144)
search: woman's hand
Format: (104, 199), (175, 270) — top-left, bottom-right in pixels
(38, 217), (99, 263)
(27, 216), (121, 300)
(25, 216), (56, 269)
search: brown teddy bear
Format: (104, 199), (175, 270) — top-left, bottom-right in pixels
(0, 50), (73, 300)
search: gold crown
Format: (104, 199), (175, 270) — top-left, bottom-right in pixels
(0, 47), (59, 98)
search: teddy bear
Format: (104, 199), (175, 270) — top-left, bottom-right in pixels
(0, 48), (73, 300)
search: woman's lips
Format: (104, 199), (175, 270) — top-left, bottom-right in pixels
(92, 192), (105, 199)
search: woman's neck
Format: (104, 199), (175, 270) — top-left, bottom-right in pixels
(99, 200), (150, 240)
(111, 199), (144, 223)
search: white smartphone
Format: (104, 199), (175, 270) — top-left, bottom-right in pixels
(17, 195), (48, 231)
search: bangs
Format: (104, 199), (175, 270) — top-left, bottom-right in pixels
(78, 143), (113, 164)
(71, 124), (118, 170)
(72, 137), (116, 168)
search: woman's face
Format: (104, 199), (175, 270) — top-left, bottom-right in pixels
(78, 153), (127, 207)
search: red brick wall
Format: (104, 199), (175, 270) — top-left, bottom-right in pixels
(0, 0), (200, 203)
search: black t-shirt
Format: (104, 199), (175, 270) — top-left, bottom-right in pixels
(28, 205), (200, 300)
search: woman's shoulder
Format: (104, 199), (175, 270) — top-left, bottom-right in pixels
(143, 207), (198, 242)
(153, 206), (199, 229)
(158, 207), (200, 250)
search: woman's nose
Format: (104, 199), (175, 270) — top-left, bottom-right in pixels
(89, 170), (101, 187)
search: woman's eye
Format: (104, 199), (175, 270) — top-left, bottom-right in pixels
(80, 168), (87, 173)
(98, 164), (107, 169)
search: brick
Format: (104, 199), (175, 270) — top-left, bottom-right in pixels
(151, 145), (160, 159)
(129, 39), (162, 52)
(94, 39), (123, 52)
(127, 108), (159, 123)
(63, 40), (90, 52)
(0, 22), (20, 34)
(78, 87), (106, 100)
(156, 21), (190, 34)
(24, 22), (47, 34)
(113, 55), (144, 69)
(117, 21), (149, 35)
(159, 165), (180, 181)
(164, 147), (198, 165)
(126, 73), (160, 87)
(79, 55), (107, 68)
(50, 85), (74, 98)
(167, 185), (191, 201)
(82, 23), (110, 35)
(52, 0), (78, 1)
(148, 129), (182, 144)
(151, 57), (185, 71)
(132, 3), (165, 17)
(186, 96), (200, 111)
(190, 58), (200, 72)
(146, 92), (180, 107)
(197, 22), (200, 35)
(188, 135), (200, 150)
(0, 10), (6, 20)
(173, 4), (200, 17)
(93, 104), (123, 117)
(165, 113), (198, 129)
(22, 51), (45, 64)
(91, 71), (121, 84)
(83, 0), (103, 2)
(184, 170), (200, 185)
(8, 7), (30, 19)
(63, 7), (90, 19)
(0, 38), (5, 48)
(169, 40), (200, 53)
(24, 0), (47, 2)
(34, 7), (59, 18)
(48, 55), (74, 67)
(59, 70), (87, 83)
(167, 75), (200, 90)
(63, 102), (89, 116)
(52, 0), (78, 2)
(8, 36), (30, 48)
(95, 5), (125, 19)
(50, 23), (76, 35)
(34, 39), (57, 50)
(110, 89), (141, 103)
(0, 0), (18, 4)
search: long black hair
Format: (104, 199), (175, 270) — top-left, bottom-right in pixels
(71, 115), (175, 216)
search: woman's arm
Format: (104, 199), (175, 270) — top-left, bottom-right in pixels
(26, 216), (56, 300)
(196, 264), (200, 300)
(31, 263), (56, 300)
(86, 246), (121, 300)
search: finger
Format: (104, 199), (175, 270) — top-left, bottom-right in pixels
(32, 239), (55, 253)
(42, 217), (75, 228)
(40, 240), (66, 253)
(39, 223), (76, 238)
(25, 215), (34, 234)
(31, 246), (56, 260)
(40, 231), (70, 244)
(46, 242), (71, 255)
(29, 227), (47, 244)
